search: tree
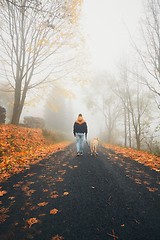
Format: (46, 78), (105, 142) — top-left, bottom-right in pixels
(115, 65), (152, 150)
(102, 95), (121, 143)
(115, 62), (132, 147)
(135, 0), (160, 109)
(85, 73), (120, 143)
(0, 0), (83, 125)
(1, 0), (41, 8)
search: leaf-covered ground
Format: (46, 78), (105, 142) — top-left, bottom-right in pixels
(0, 126), (160, 239)
(0, 144), (159, 240)
(0, 125), (70, 182)
(1, 125), (159, 182)
(103, 144), (160, 172)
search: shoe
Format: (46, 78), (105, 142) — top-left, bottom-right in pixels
(77, 152), (80, 156)
(80, 152), (83, 156)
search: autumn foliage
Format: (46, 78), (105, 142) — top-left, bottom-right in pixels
(0, 125), (70, 182)
(103, 143), (160, 172)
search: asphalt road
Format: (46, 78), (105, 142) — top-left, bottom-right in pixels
(0, 143), (160, 240)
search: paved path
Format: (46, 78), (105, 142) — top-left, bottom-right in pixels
(0, 144), (160, 240)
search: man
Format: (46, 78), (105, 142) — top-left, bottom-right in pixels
(73, 113), (88, 156)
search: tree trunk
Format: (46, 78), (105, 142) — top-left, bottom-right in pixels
(11, 81), (22, 125)
(124, 106), (127, 147)
(11, 84), (27, 125)
(135, 130), (141, 150)
(128, 109), (132, 148)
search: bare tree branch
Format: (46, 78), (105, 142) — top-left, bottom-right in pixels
(0, 0), (83, 124)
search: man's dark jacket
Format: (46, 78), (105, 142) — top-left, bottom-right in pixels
(73, 121), (87, 136)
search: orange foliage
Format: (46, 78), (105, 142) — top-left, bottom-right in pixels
(51, 235), (64, 240)
(37, 202), (48, 207)
(0, 125), (70, 182)
(27, 217), (39, 228)
(50, 208), (59, 215)
(103, 144), (160, 172)
(63, 191), (69, 196)
(0, 190), (7, 196)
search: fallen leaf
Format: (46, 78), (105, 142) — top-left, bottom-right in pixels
(30, 206), (38, 211)
(147, 187), (158, 192)
(52, 235), (64, 240)
(63, 192), (69, 196)
(56, 177), (64, 182)
(51, 194), (59, 199)
(43, 189), (49, 192)
(50, 208), (58, 215)
(0, 214), (9, 223)
(27, 217), (38, 228)
(0, 190), (7, 196)
(38, 202), (48, 207)
(26, 189), (36, 196)
(8, 196), (15, 200)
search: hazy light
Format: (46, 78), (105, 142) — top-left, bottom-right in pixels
(80, 0), (143, 72)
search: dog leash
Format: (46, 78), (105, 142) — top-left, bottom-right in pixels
(86, 140), (90, 148)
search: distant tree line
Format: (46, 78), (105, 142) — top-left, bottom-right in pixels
(23, 116), (45, 129)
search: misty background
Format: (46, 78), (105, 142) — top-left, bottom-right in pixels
(0, 0), (160, 153)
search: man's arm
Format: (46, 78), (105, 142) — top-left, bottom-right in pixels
(85, 122), (88, 139)
(73, 122), (76, 136)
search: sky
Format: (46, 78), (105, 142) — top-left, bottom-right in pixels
(80, 0), (143, 72)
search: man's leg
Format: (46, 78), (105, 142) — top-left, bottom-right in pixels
(76, 134), (80, 155)
(79, 134), (84, 155)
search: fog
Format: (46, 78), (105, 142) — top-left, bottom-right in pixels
(0, 0), (159, 149)
(24, 0), (143, 139)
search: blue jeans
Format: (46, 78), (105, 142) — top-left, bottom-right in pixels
(76, 133), (85, 153)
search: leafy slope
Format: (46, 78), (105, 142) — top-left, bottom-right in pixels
(103, 144), (160, 172)
(0, 125), (70, 182)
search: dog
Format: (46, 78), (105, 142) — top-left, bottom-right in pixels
(90, 137), (99, 156)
